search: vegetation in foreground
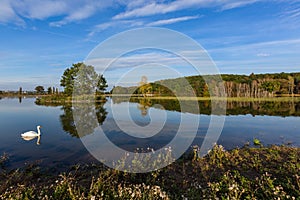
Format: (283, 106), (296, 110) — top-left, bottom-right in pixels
(1, 145), (299, 199)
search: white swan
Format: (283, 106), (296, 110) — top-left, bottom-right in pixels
(21, 126), (42, 137)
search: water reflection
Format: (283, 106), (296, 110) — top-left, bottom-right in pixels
(137, 98), (152, 116)
(60, 102), (107, 138)
(0, 97), (298, 169)
(60, 105), (77, 137)
(32, 97), (300, 151)
(35, 100), (107, 137)
(112, 96), (300, 117)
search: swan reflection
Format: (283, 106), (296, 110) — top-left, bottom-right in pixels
(21, 135), (41, 145)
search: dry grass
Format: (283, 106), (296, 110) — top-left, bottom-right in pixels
(0, 145), (299, 199)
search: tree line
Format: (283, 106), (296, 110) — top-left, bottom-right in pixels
(112, 72), (300, 98)
(0, 86), (59, 96)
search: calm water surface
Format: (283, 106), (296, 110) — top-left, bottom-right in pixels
(0, 97), (299, 169)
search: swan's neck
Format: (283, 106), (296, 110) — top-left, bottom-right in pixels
(37, 127), (41, 135)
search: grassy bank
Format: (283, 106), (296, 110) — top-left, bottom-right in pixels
(128, 96), (300, 102)
(34, 94), (107, 105)
(108, 94), (300, 102)
(8, 94), (299, 104)
(1, 145), (299, 199)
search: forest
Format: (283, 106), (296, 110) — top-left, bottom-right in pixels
(112, 72), (300, 98)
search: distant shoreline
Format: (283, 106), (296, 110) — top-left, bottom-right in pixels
(2, 94), (300, 102)
(110, 94), (300, 101)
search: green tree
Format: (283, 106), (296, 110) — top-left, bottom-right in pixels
(260, 81), (280, 96)
(96, 74), (108, 94)
(47, 87), (52, 94)
(19, 87), (22, 95)
(60, 63), (81, 96)
(35, 86), (45, 94)
(138, 76), (153, 96)
(203, 83), (210, 97)
(60, 62), (107, 96)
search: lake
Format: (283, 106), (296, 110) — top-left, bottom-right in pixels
(0, 97), (300, 170)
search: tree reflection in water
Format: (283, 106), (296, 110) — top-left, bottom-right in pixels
(137, 98), (152, 116)
(60, 102), (107, 138)
(112, 96), (300, 117)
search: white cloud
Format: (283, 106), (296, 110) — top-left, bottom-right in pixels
(86, 52), (186, 71)
(123, 0), (152, 9)
(0, 0), (114, 27)
(88, 15), (199, 37)
(87, 20), (144, 38)
(88, 22), (117, 36)
(256, 53), (270, 57)
(113, 0), (264, 20)
(50, 1), (111, 27)
(0, 0), (288, 28)
(278, 1), (300, 25)
(85, 51), (211, 86)
(113, 0), (203, 20)
(0, 0), (25, 26)
(147, 15), (200, 26)
(220, 0), (260, 10)
(210, 38), (300, 53)
(207, 38), (300, 73)
(11, 0), (67, 20)
(85, 51), (213, 75)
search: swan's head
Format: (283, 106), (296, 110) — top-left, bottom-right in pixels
(37, 125), (42, 129)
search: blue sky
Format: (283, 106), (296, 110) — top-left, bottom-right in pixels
(0, 0), (300, 91)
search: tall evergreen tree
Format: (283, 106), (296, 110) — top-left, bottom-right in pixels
(19, 87), (22, 95)
(47, 87), (52, 94)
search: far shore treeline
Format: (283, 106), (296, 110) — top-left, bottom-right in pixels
(113, 72), (300, 98)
